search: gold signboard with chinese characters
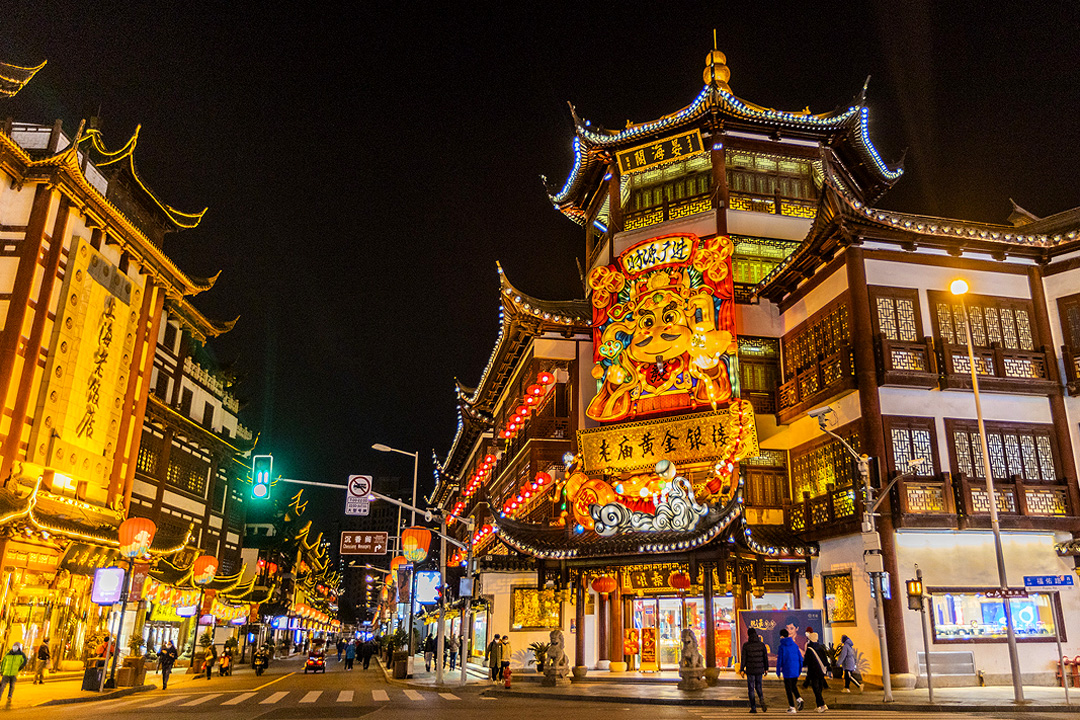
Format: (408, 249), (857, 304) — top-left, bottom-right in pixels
(577, 401), (758, 475)
(28, 238), (139, 501)
(616, 129), (704, 175)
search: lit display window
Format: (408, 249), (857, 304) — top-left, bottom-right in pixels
(929, 589), (1061, 642)
(510, 587), (561, 630)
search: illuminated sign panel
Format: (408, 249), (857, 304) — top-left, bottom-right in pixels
(29, 238), (139, 496)
(91, 566), (126, 605)
(616, 130), (704, 175)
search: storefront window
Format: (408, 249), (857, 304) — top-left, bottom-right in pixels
(751, 592), (794, 611)
(472, 612), (487, 657)
(713, 596), (736, 667)
(930, 590), (1060, 642)
(510, 587), (561, 630)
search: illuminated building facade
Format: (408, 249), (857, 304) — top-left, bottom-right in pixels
(0, 60), (264, 667)
(435, 50), (1080, 686)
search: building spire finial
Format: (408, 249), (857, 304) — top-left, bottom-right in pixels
(703, 39), (730, 92)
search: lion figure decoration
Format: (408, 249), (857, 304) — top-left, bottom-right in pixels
(546, 628), (570, 675)
(679, 628), (703, 669)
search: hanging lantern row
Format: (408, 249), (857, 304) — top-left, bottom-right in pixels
(401, 526), (432, 563)
(500, 471), (553, 519)
(451, 452), (498, 517)
(210, 599), (249, 623)
(144, 579), (200, 609)
(118, 517), (157, 558)
(450, 523), (496, 567)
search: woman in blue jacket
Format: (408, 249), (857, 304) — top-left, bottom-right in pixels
(776, 629), (804, 713)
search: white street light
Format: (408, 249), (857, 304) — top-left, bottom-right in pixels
(950, 278), (1024, 703)
(372, 443), (419, 525)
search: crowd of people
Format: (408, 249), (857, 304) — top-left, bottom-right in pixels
(740, 627), (862, 714)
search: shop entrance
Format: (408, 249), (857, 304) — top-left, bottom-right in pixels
(632, 596), (718, 670)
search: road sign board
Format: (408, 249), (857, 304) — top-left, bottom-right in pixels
(346, 475), (372, 516)
(340, 531), (388, 555)
(984, 587), (1028, 599)
(1024, 575), (1074, 587)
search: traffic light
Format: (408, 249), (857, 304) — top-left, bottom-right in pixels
(252, 454), (273, 499)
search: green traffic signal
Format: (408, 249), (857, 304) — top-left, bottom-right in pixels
(252, 454), (273, 499)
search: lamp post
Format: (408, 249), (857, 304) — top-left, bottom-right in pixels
(906, 566), (933, 702)
(372, 443), (419, 525)
(105, 517), (157, 689)
(949, 278), (1024, 703)
(814, 410), (892, 702)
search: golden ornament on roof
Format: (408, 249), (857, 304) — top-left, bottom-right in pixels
(703, 49), (731, 90)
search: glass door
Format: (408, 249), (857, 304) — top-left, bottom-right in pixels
(632, 598), (658, 670)
(684, 597), (706, 659)
(658, 598), (683, 668)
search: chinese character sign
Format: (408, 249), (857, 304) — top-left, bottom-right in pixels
(587, 233), (737, 423)
(615, 130), (704, 175)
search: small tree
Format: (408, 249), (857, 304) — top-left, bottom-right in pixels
(198, 631), (213, 649)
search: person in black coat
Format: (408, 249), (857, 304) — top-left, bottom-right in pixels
(739, 627), (769, 713)
(803, 628), (830, 711)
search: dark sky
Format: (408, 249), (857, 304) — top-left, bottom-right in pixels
(5, 2), (1080, 519)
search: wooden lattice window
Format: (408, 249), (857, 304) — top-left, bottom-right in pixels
(781, 293), (852, 380)
(928, 291), (1037, 351)
(166, 445), (210, 496)
(725, 151), (816, 200)
(790, 421), (861, 499)
(136, 430), (162, 476)
(882, 416), (939, 477)
(869, 287), (922, 342)
(945, 419), (1060, 483)
(1058, 292), (1080, 351)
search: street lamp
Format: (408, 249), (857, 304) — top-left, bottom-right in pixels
(950, 278), (1025, 703)
(906, 565), (933, 702)
(372, 443), (419, 525)
(811, 407), (892, 702)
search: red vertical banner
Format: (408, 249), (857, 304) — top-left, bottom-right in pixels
(640, 627), (656, 664)
(201, 589), (216, 614)
(129, 562), (150, 602)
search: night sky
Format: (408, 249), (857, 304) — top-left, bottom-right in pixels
(5, 3), (1080, 524)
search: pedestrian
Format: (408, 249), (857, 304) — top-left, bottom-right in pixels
(423, 634), (436, 672)
(500, 635), (511, 680)
(803, 628), (829, 712)
(739, 627), (768, 714)
(446, 634), (459, 671)
(360, 640), (374, 670)
(219, 646), (232, 677)
(204, 644), (217, 680)
(486, 634), (502, 681)
(158, 640), (178, 689)
(837, 635), (861, 692)
(0, 643), (27, 700)
(344, 639), (356, 670)
(776, 628), (804, 713)
(32, 638), (49, 685)
(336, 638), (345, 662)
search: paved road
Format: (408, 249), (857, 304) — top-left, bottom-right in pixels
(0, 656), (1072, 719)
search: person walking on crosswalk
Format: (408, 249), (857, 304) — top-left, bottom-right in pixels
(486, 634), (503, 681)
(0, 644), (27, 700)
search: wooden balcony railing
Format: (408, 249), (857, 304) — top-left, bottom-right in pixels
(937, 340), (1058, 395)
(623, 194), (713, 232)
(876, 336), (939, 388)
(743, 390), (776, 415)
(1063, 345), (1080, 396)
(776, 344), (856, 424)
(785, 483), (861, 538)
(728, 191), (817, 219)
(954, 473), (1080, 531)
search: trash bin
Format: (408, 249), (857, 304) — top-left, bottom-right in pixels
(81, 666), (104, 692)
(394, 659), (407, 678)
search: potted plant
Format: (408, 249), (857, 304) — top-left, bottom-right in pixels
(528, 641), (550, 673)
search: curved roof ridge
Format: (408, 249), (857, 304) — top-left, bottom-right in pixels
(0, 59), (46, 98)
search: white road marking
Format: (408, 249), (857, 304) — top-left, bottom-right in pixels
(222, 692), (257, 705)
(141, 696), (187, 707)
(404, 689), (424, 701)
(373, 689), (390, 701)
(180, 693), (221, 706)
(439, 692), (460, 700)
(300, 691), (322, 703)
(260, 691), (289, 704)
(338, 690), (354, 702)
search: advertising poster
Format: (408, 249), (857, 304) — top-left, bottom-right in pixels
(737, 609), (823, 666)
(624, 628), (640, 656)
(640, 626), (657, 670)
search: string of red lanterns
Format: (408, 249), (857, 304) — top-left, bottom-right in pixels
(500, 471), (552, 519)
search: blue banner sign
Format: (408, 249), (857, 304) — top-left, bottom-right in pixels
(1023, 575), (1074, 587)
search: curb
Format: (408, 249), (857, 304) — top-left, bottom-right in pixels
(485, 688), (1080, 713)
(38, 683), (155, 706)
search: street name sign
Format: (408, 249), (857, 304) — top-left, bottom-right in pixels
(340, 531), (388, 555)
(1024, 574), (1074, 587)
(346, 474), (372, 516)
(984, 588), (1028, 599)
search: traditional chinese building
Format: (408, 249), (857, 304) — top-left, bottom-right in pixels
(0, 59), (264, 667)
(434, 48), (1080, 686)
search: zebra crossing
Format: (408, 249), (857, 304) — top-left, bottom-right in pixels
(687, 706), (1071, 719)
(105, 687), (464, 710)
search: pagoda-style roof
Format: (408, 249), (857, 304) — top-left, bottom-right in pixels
(548, 54), (901, 225)
(78, 127), (207, 231)
(435, 265), (590, 483)
(734, 518), (818, 559)
(0, 59), (46, 98)
(144, 395), (255, 457)
(166, 295), (238, 344)
(494, 500), (742, 560)
(754, 166), (1080, 302)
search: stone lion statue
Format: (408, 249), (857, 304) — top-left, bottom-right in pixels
(543, 628), (570, 685)
(680, 628), (703, 669)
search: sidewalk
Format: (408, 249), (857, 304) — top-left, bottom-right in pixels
(386, 656), (1080, 712)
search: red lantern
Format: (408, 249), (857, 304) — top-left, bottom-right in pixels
(592, 576), (617, 596)
(669, 572), (692, 591)
(192, 555), (218, 585)
(390, 555), (408, 583)
(535, 472), (552, 485)
(537, 371), (554, 385)
(401, 526), (431, 563)
(527, 384), (543, 396)
(118, 516), (157, 558)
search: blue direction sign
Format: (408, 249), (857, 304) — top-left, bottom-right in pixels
(1023, 575), (1074, 587)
